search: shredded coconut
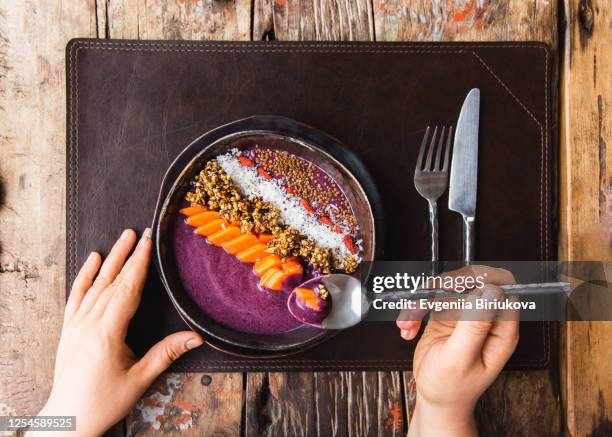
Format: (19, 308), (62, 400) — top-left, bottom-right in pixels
(217, 151), (357, 261)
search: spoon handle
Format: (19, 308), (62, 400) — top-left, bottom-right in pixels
(375, 282), (571, 302)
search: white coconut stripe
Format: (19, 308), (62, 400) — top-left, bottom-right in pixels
(216, 152), (356, 260)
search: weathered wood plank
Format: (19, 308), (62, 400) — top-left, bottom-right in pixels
(253, 0), (374, 41)
(246, 372), (317, 436)
(401, 371), (416, 424)
(476, 370), (561, 436)
(405, 368), (563, 435)
(560, 1), (612, 435)
(246, 372), (404, 436)
(376, 1), (562, 435)
(125, 372), (243, 436)
(96, 0), (251, 40)
(0, 0), (96, 417)
(373, 0), (557, 48)
(404, 367), (562, 437)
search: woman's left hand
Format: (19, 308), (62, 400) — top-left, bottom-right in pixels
(34, 229), (203, 436)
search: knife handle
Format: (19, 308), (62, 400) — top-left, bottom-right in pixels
(376, 282), (570, 302)
(463, 216), (475, 265)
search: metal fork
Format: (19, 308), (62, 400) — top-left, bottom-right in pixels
(414, 126), (453, 272)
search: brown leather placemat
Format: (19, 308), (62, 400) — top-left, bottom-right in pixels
(66, 39), (556, 371)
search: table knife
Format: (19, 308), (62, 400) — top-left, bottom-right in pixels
(449, 88), (480, 264)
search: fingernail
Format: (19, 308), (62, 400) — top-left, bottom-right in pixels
(120, 229), (131, 240)
(400, 329), (412, 340)
(137, 228), (152, 247)
(186, 337), (203, 350)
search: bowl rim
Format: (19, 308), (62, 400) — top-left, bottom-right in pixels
(152, 115), (384, 357)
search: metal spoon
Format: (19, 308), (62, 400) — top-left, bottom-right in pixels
(288, 274), (571, 330)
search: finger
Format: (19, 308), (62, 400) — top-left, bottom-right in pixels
(65, 252), (101, 319)
(397, 319), (422, 339)
(130, 331), (204, 388)
(482, 320), (519, 369)
(395, 293), (462, 339)
(495, 295), (521, 322)
(78, 229), (137, 314)
(481, 296), (520, 369)
(400, 327), (419, 340)
(101, 229), (153, 335)
(396, 293), (460, 325)
(396, 306), (428, 340)
(397, 321), (422, 340)
(444, 285), (504, 364)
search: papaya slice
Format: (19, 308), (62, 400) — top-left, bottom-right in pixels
(259, 266), (281, 286)
(253, 255), (282, 276)
(263, 270), (289, 291)
(296, 287), (319, 310)
(207, 226), (241, 246)
(237, 243), (268, 263)
(222, 233), (259, 255)
(282, 258), (304, 276)
(195, 219), (227, 237)
(187, 211), (221, 227)
(258, 233), (273, 244)
(180, 205), (206, 217)
(181, 207), (308, 289)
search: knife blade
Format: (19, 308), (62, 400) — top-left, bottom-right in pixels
(449, 88), (480, 264)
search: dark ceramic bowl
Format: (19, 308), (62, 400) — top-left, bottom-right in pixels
(152, 116), (383, 357)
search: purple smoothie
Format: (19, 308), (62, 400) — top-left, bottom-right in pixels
(287, 278), (332, 327)
(172, 147), (358, 335)
(172, 217), (304, 334)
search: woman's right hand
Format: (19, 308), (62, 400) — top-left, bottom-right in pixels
(397, 266), (520, 437)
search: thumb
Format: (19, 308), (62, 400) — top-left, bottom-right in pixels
(132, 331), (204, 386)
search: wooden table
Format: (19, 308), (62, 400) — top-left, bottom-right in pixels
(1, 1), (610, 435)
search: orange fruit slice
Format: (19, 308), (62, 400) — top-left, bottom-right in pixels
(187, 211), (222, 227)
(180, 205), (206, 217)
(282, 257), (303, 276)
(296, 287), (319, 310)
(222, 234), (259, 255)
(260, 266), (281, 286)
(253, 255), (282, 276)
(258, 233), (273, 244)
(195, 219), (227, 237)
(207, 226), (241, 246)
(181, 208), (307, 290)
(263, 270), (289, 291)
(237, 243), (269, 263)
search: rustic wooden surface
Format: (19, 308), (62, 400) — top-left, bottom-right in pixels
(560, 0), (612, 436)
(0, 0), (96, 420)
(245, 372), (403, 436)
(373, 0), (557, 45)
(125, 373), (243, 436)
(0, 0), (610, 436)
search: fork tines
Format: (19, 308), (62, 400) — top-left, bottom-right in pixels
(415, 126), (453, 175)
